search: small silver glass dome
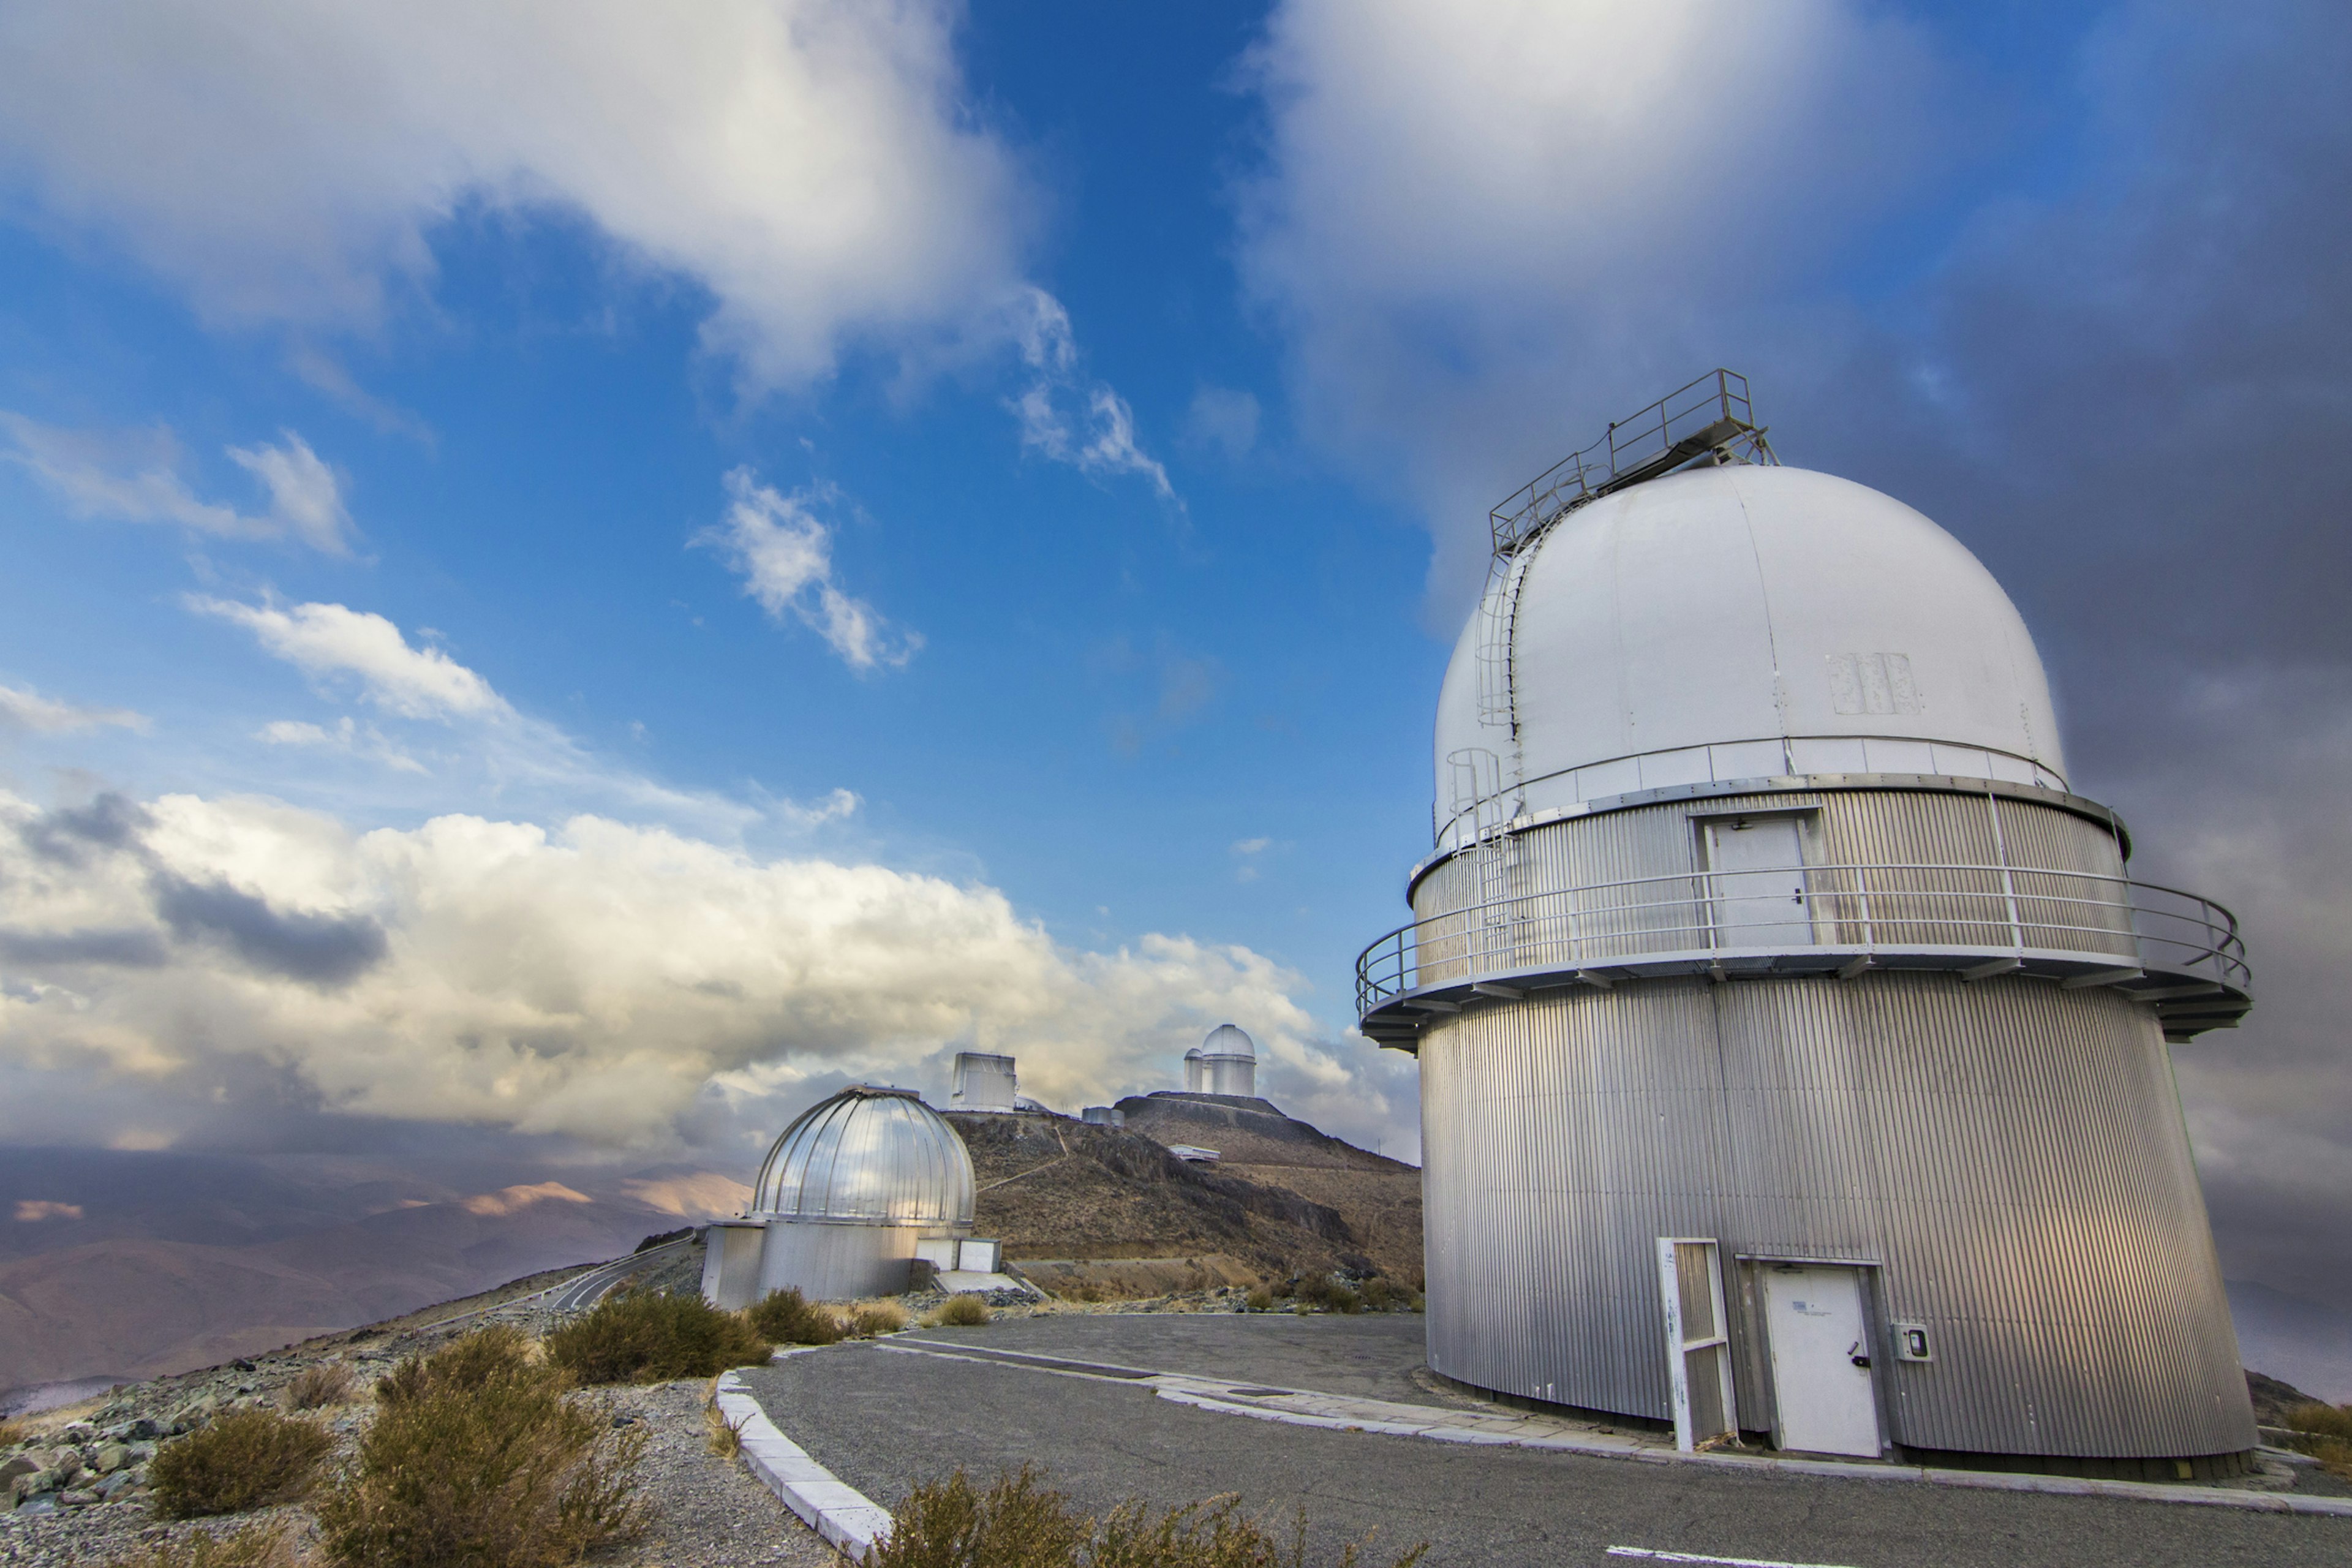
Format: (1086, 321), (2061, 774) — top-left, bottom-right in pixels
(750, 1085), (976, 1227)
(1200, 1024), (1256, 1060)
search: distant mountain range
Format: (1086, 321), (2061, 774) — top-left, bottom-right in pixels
(0, 1146), (747, 1402)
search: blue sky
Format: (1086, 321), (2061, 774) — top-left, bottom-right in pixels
(3, 1), (2350, 1317)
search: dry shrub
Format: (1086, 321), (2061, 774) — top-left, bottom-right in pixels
(924, 1295), (991, 1329)
(284, 1362), (357, 1410)
(844, 1300), (910, 1337)
(747, 1288), (845, 1346)
(149, 1408), (334, 1520)
(319, 1327), (644, 1568)
(1360, 1280), (1393, 1311)
(1293, 1278), (1360, 1316)
(2284, 1403), (2352, 1480)
(0, 1417), (25, 1447)
(544, 1289), (773, 1384)
(1243, 1289), (1273, 1314)
(868, 1466), (1425, 1568)
(98, 1522), (298, 1568)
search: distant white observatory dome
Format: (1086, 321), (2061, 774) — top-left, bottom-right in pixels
(1433, 464), (2067, 853)
(1185, 1023), (1257, 1098)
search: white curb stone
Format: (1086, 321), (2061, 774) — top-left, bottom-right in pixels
(715, 1363), (894, 1560)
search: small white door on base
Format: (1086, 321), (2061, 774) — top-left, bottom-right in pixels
(1759, 1264), (1881, 1458)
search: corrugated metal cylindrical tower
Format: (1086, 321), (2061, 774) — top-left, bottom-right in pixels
(1356, 374), (2257, 1479)
(707, 1085), (975, 1305)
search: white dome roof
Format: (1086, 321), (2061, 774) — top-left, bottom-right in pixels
(1434, 464), (2066, 846)
(1200, 1023), (1256, 1060)
(751, 1085), (974, 1227)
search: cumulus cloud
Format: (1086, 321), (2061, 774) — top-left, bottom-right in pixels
(1010, 290), (1175, 499)
(0, 0), (1030, 390)
(191, 597), (507, 719)
(1, 414), (356, 553)
(696, 470), (921, 671)
(0, 786), (1393, 1152)
(0, 681), (146, 735)
(1236, 0), (1939, 598)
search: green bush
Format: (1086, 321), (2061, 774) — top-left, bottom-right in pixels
(320, 1329), (644, 1568)
(98, 1522), (296, 1568)
(543, 1289), (773, 1384)
(867, 1465), (1425, 1568)
(150, 1408), (334, 1519)
(748, 1288), (846, 1346)
(926, 1295), (991, 1329)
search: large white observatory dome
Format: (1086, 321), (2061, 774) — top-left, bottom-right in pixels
(750, 1085), (975, 1228)
(1434, 464), (2067, 850)
(1200, 1023), (1256, 1060)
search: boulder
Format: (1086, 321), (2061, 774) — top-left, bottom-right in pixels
(0, 1456), (36, 1487)
(93, 1444), (130, 1474)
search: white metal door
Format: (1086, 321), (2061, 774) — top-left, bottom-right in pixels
(1758, 1264), (1880, 1457)
(1708, 816), (1812, 948)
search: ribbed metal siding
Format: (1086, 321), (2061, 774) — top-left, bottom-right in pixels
(1419, 973), (2255, 1459)
(1411, 790), (2136, 966)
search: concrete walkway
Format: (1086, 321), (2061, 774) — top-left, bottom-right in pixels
(733, 1313), (2351, 1568)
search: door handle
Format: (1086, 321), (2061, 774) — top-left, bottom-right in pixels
(1850, 1354), (1872, 1368)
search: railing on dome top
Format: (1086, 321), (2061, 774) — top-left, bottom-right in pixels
(1488, 369), (1779, 560)
(1354, 859), (2249, 1017)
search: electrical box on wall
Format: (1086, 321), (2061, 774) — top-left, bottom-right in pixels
(1893, 1322), (1933, 1363)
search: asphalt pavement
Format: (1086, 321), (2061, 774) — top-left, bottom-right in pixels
(736, 1314), (2351, 1568)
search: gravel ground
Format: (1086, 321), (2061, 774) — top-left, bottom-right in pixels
(0, 1254), (841, 1568)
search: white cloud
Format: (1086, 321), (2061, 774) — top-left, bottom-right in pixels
(1, 414), (356, 554)
(192, 597), (507, 720)
(696, 470), (921, 671)
(1009, 289), (1175, 499)
(0, 681), (148, 735)
(1231, 837), (1272, 856)
(0, 786), (1390, 1149)
(0, 0), (1031, 391)
(257, 715), (428, 775)
(1235, 0), (1938, 594)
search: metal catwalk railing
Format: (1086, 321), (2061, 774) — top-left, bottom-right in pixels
(1356, 861), (2248, 1015)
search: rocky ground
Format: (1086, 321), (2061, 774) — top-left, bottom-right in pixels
(0, 1249), (835, 1567)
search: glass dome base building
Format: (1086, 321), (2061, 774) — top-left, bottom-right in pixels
(1358, 375), (2257, 1477)
(702, 1084), (977, 1307)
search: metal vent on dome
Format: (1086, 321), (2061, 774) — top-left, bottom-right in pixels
(1488, 369), (1777, 560)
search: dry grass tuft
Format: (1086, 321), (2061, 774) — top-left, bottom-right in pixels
(923, 1295), (991, 1329)
(320, 1327), (645, 1568)
(747, 1287), (846, 1346)
(283, 1361), (358, 1411)
(96, 1522), (299, 1568)
(0, 1417), (26, 1447)
(703, 1394), (750, 1460)
(869, 1465), (1426, 1568)
(545, 1288), (773, 1385)
(150, 1408), (335, 1520)
(843, 1300), (910, 1338)
(2283, 1403), (2352, 1480)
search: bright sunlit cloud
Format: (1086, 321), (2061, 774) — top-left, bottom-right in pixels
(1, 413), (356, 554)
(696, 470), (922, 671)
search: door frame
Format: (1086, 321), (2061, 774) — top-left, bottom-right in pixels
(1691, 807), (1823, 948)
(1736, 1252), (1891, 1458)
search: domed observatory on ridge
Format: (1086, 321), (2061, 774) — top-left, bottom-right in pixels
(701, 1084), (994, 1308)
(1355, 372), (2258, 1478)
(1184, 1023), (1259, 1097)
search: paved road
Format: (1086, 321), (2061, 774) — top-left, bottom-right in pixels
(737, 1315), (2350, 1568)
(548, 1237), (694, 1313)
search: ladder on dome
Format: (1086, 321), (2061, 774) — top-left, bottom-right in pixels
(1466, 369), (1781, 834)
